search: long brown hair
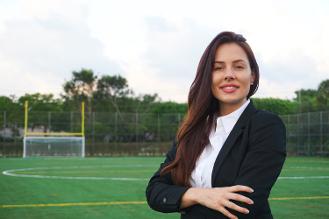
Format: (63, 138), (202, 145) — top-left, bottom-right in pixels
(160, 31), (260, 186)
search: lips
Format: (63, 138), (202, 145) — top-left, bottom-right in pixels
(220, 84), (239, 93)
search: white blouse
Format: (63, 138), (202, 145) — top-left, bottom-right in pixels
(189, 99), (250, 188)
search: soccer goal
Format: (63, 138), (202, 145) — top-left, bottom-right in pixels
(23, 101), (85, 158)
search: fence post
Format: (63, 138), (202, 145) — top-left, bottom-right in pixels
(92, 112), (95, 154)
(286, 114), (290, 154)
(320, 111), (323, 155)
(48, 112), (51, 132)
(14, 122), (18, 156)
(3, 111), (6, 128)
(114, 112), (118, 155)
(297, 113), (300, 155)
(70, 111), (73, 132)
(157, 113), (160, 142)
(2, 111), (6, 156)
(307, 112), (310, 156)
(135, 112), (138, 142)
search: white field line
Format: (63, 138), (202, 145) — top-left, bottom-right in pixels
(2, 166), (329, 181)
(284, 166), (329, 170)
(278, 176), (329, 179)
(2, 166), (150, 181)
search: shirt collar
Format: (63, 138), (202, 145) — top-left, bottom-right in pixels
(216, 99), (250, 134)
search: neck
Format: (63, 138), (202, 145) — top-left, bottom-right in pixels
(219, 99), (247, 116)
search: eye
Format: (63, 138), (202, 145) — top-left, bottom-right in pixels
(235, 65), (245, 70)
(213, 66), (224, 71)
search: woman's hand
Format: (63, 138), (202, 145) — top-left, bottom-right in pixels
(181, 185), (254, 219)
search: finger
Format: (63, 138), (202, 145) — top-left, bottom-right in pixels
(229, 185), (254, 193)
(224, 200), (250, 215)
(227, 193), (254, 205)
(219, 206), (238, 219)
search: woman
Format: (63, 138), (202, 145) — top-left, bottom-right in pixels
(146, 31), (286, 219)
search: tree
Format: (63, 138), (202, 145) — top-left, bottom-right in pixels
(17, 93), (62, 132)
(62, 68), (97, 113)
(96, 75), (131, 98)
(18, 93), (62, 111)
(252, 98), (298, 115)
(0, 96), (20, 129)
(94, 75), (133, 113)
(317, 79), (329, 110)
(0, 96), (17, 112)
(294, 89), (318, 112)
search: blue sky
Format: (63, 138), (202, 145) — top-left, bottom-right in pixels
(0, 0), (328, 102)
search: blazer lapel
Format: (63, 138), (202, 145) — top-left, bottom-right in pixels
(211, 101), (257, 186)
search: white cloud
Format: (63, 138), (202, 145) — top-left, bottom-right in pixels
(0, 0), (328, 102)
(0, 0), (120, 97)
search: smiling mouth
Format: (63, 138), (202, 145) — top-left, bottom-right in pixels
(220, 86), (239, 93)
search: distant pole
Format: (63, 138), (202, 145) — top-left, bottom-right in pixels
(81, 102), (85, 136)
(298, 90), (302, 113)
(81, 101), (85, 157)
(307, 112), (310, 155)
(135, 111), (138, 142)
(320, 111), (323, 155)
(23, 101), (28, 158)
(157, 113), (160, 142)
(24, 101), (28, 137)
(48, 112), (51, 132)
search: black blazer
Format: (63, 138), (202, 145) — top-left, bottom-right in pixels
(146, 101), (286, 219)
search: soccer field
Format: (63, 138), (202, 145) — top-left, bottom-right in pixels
(0, 156), (328, 219)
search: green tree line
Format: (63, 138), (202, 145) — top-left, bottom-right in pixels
(1, 68), (329, 120)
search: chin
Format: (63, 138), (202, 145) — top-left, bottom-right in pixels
(219, 97), (245, 105)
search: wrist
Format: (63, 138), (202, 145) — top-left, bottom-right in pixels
(187, 187), (203, 204)
(181, 187), (201, 208)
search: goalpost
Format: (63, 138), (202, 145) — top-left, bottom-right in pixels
(23, 101), (85, 158)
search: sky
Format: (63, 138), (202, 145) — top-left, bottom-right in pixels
(0, 0), (328, 103)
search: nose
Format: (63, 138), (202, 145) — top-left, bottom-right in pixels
(224, 68), (236, 80)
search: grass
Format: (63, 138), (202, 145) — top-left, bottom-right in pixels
(0, 156), (328, 219)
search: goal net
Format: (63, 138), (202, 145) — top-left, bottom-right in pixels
(23, 136), (85, 157)
(23, 101), (85, 158)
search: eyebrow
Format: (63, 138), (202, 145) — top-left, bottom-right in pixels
(213, 59), (247, 64)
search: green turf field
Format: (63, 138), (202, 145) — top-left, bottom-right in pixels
(0, 156), (328, 219)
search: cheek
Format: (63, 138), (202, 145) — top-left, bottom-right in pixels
(240, 77), (253, 95)
(212, 72), (222, 85)
(211, 73), (223, 96)
(240, 74), (253, 86)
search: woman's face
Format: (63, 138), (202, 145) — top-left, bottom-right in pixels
(211, 42), (255, 115)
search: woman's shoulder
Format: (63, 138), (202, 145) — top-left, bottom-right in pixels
(250, 108), (285, 127)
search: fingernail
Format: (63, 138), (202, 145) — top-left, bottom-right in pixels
(245, 209), (249, 214)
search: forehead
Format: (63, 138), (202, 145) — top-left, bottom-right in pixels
(214, 43), (249, 63)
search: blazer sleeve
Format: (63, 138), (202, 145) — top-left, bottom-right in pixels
(232, 111), (286, 218)
(145, 142), (189, 213)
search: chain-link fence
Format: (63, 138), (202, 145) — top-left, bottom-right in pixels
(0, 110), (329, 157)
(0, 111), (183, 156)
(281, 111), (329, 156)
